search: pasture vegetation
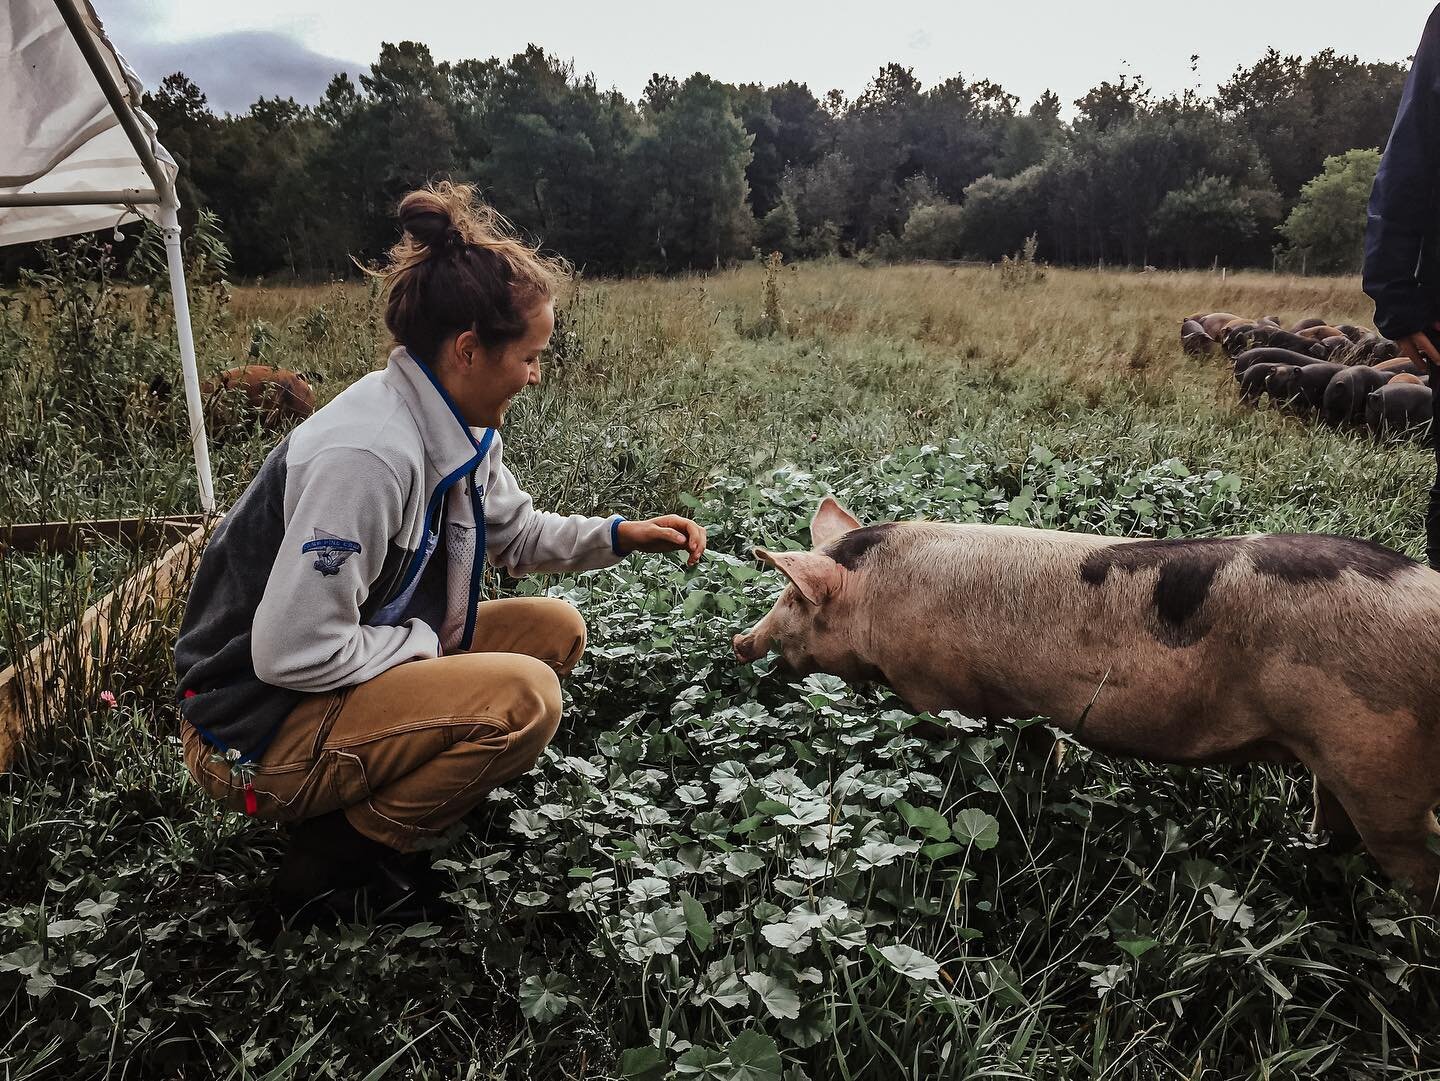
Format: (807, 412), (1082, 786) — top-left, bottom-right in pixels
(2, 237), (1439, 1079)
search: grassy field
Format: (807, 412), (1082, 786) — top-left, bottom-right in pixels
(2, 243), (1438, 1080)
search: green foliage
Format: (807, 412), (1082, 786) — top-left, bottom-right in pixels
(954, 166), (1046, 261)
(635, 75), (756, 270)
(1149, 175), (1278, 267)
(109, 41), (1411, 277)
(4, 263), (1439, 1078)
(1276, 149), (1383, 274)
(998, 234), (1046, 288)
(754, 201), (799, 263)
(1217, 48), (1407, 198)
(758, 252), (786, 336)
(900, 201), (966, 261)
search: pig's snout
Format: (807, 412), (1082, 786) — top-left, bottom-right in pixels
(733, 631), (766, 664)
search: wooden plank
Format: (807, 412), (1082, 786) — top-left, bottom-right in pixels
(0, 522), (207, 773)
(0, 515), (206, 555)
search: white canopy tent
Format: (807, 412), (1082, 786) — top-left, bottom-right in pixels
(1, 0), (215, 512)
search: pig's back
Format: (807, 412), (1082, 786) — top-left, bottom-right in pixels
(866, 522), (1440, 666)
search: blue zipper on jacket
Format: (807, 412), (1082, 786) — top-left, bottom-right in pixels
(397, 351), (495, 643)
(461, 427), (497, 650)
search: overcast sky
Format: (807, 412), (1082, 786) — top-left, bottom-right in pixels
(99, 0), (1437, 117)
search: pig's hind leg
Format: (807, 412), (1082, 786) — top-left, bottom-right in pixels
(1305, 729), (1440, 911)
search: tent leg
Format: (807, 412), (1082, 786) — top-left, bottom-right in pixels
(158, 204), (216, 515)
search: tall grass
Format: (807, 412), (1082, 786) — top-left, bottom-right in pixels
(1, 251), (1436, 1079)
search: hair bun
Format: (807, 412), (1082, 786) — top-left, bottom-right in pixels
(397, 190), (454, 252)
(376, 180), (572, 361)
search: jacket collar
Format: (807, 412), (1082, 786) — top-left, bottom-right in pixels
(381, 346), (494, 478)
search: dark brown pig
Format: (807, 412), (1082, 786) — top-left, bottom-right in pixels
(1266, 362), (1343, 410)
(201, 365), (315, 431)
(1367, 382), (1433, 436)
(1323, 366), (1392, 426)
(733, 496), (1440, 906)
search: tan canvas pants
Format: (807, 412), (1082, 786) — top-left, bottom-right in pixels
(182, 598), (585, 851)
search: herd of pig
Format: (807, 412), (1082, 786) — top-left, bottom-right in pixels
(1180, 312), (1434, 437)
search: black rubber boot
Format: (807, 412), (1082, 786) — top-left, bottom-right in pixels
(255, 812), (461, 939)
(368, 850), (462, 927)
(254, 810), (394, 939)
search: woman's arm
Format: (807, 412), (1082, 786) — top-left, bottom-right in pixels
(482, 437), (705, 574)
(251, 446), (439, 691)
(482, 452), (628, 575)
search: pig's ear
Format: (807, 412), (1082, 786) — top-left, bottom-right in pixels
(810, 496), (863, 548)
(754, 547), (844, 606)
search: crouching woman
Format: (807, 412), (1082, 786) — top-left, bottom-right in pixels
(173, 182), (705, 928)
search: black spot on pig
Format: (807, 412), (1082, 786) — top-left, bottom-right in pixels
(824, 522), (900, 570)
(1080, 535), (1414, 646)
(1080, 538), (1237, 646)
(1247, 535), (1414, 583)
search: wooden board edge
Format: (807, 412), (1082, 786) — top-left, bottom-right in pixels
(0, 515), (207, 555)
(0, 522), (208, 773)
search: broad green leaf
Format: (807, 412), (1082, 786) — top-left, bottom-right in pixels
(896, 800), (951, 841)
(725, 1029), (782, 1081)
(1205, 885), (1255, 930)
(759, 921), (810, 953)
(820, 918), (867, 951)
(696, 957), (748, 1009)
(518, 973), (570, 1022)
(779, 999), (833, 1049)
(877, 943), (941, 981)
(675, 1046), (729, 1078)
(854, 840), (909, 869)
(1179, 859), (1224, 891)
(619, 1046), (667, 1081)
(1090, 963), (1128, 998)
(712, 761), (751, 802)
(743, 972), (801, 1019)
(952, 809), (1000, 850)
(983, 959), (1027, 1007)
(724, 851), (765, 877)
(921, 842), (963, 860)
(680, 891), (714, 953)
(44, 919), (93, 939)
(627, 877), (670, 904)
(622, 906), (688, 961)
(1115, 936), (1158, 960)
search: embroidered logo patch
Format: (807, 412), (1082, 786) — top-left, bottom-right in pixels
(301, 528), (361, 576)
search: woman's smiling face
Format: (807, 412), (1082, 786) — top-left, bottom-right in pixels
(442, 300), (553, 428)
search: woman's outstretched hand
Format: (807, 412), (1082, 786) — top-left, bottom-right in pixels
(1397, 321), (1440, 368)
(619, 516), (707, 566)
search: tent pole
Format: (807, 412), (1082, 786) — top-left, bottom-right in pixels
(159, 201), (216, 514)
(53, 0), (170, 195)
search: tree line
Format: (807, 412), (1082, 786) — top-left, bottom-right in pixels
(134, 42), (1408, 278)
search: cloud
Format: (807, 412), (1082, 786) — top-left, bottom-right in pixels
(120, 30), (362, 115)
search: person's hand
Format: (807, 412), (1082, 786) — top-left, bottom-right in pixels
(1397, 321), (1440, 367)
(618, 515), (707, 566)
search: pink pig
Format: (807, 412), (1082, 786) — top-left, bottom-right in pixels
(733, 496), (1440, 907)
